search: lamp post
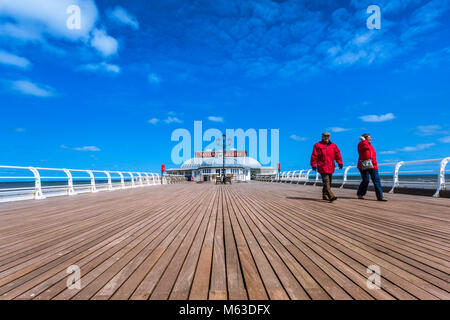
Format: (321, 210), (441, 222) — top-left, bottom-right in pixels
(216, 134), (232, 184)
(222, 134), (225, 183)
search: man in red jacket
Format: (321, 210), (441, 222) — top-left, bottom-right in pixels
(357, 133), (387, 201)
(310, 132), (343, 202)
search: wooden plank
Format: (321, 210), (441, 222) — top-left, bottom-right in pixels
(227, 187), (289, 300)
(188, 188), (219, 300)
(149, 189), (216, 300)
(208, 186), (227, 300)
(20, 187), (199, 300)
(0, 182), (448, 300)
(71, 188), (209, 300)
(222, 187), (247, 300)
(169, 189), (217, 300)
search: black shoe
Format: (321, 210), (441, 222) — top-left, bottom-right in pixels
(329, 196), (337, 202)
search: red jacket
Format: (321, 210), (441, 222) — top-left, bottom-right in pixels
(310, 141), (343, 174)
(357, 140), (378, 170)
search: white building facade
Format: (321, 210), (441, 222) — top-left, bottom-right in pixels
(166, 150), (275, 182)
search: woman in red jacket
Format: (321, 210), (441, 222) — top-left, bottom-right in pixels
(357, 133), (387, 201)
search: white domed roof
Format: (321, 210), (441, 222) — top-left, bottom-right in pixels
(181, 156), (262, 170)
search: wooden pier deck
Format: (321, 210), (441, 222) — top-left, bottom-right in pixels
(0, 182), (448, 300)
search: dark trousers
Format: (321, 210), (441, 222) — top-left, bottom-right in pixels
(321, 173), (335, 199)
(357, 169), (383, 200)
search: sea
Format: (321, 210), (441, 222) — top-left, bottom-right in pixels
(0, 174), (448, 191)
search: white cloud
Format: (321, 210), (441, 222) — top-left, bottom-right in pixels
(0, 50), (31, 69)
(359, 113), (395, 123)
(398, 143), (435, 152)
(79, 62), (120, 74)
(108, 6), (139, 29)
(438, 136), (450, 143)
(149, 114), (183, 125)
(416, 125), (446, 136)
(8, 80), (55, 97)
(0, 0), (98, 41)
(380, 142), (436, 154)
(148, 73), (161, 85)
(0, 1), (121, 58)
(61, 145), (100, 152)
(290, 134), (308, 141)
(0, 22), (42, 41)
(328, 127), (351, 133)
(208, 116), (223, 122)
(148, 118), (160, 125)
(90, 29), (118, 57)
(74, 146), (100, 152)
(164, 116), (182, 124)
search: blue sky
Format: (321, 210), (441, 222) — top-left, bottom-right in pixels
(0, 0), (449, 171)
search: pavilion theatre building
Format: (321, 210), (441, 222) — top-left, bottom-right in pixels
(166, 150), (276, 182)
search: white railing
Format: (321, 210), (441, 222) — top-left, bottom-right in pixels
(255, 157), (450, 197)
(0, 165), (186, 203)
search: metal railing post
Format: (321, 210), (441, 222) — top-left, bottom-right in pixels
(314, 170), (320, 186)
(136, 172), (143, 187)
(104, 171), (112, 191)
(293, 170), (299, 183)
(86, 170), (97, 193)
(289, 170), (295, 183)
(63, 169), (76, 195)
(143, 173), (150, 186)
(284, 171), (290, 182)
(389, 161), (404, 194)
(128, 172), (135, 188)
(304, 169), (312, 185)
(150, 173), (155, 185)
(340, 166), (354, 189)
(298, 170), (304, 183)
(290, 170), (294, 183)
(433, 157), (450, 197)
(117, 172), (125, 189)
(29, 167), (45, 200)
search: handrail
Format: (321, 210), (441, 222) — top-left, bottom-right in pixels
(340, 166), (356, 189)
(434, 157), (450, 197)
(254, 157), (450, 197)
(63, 169), (76, 195)
(298, 169), (305, 183)
(0, 165), (185, 203)
(304, 169), (312, 185)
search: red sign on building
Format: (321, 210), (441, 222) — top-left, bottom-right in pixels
(194, 151), (247, 158)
